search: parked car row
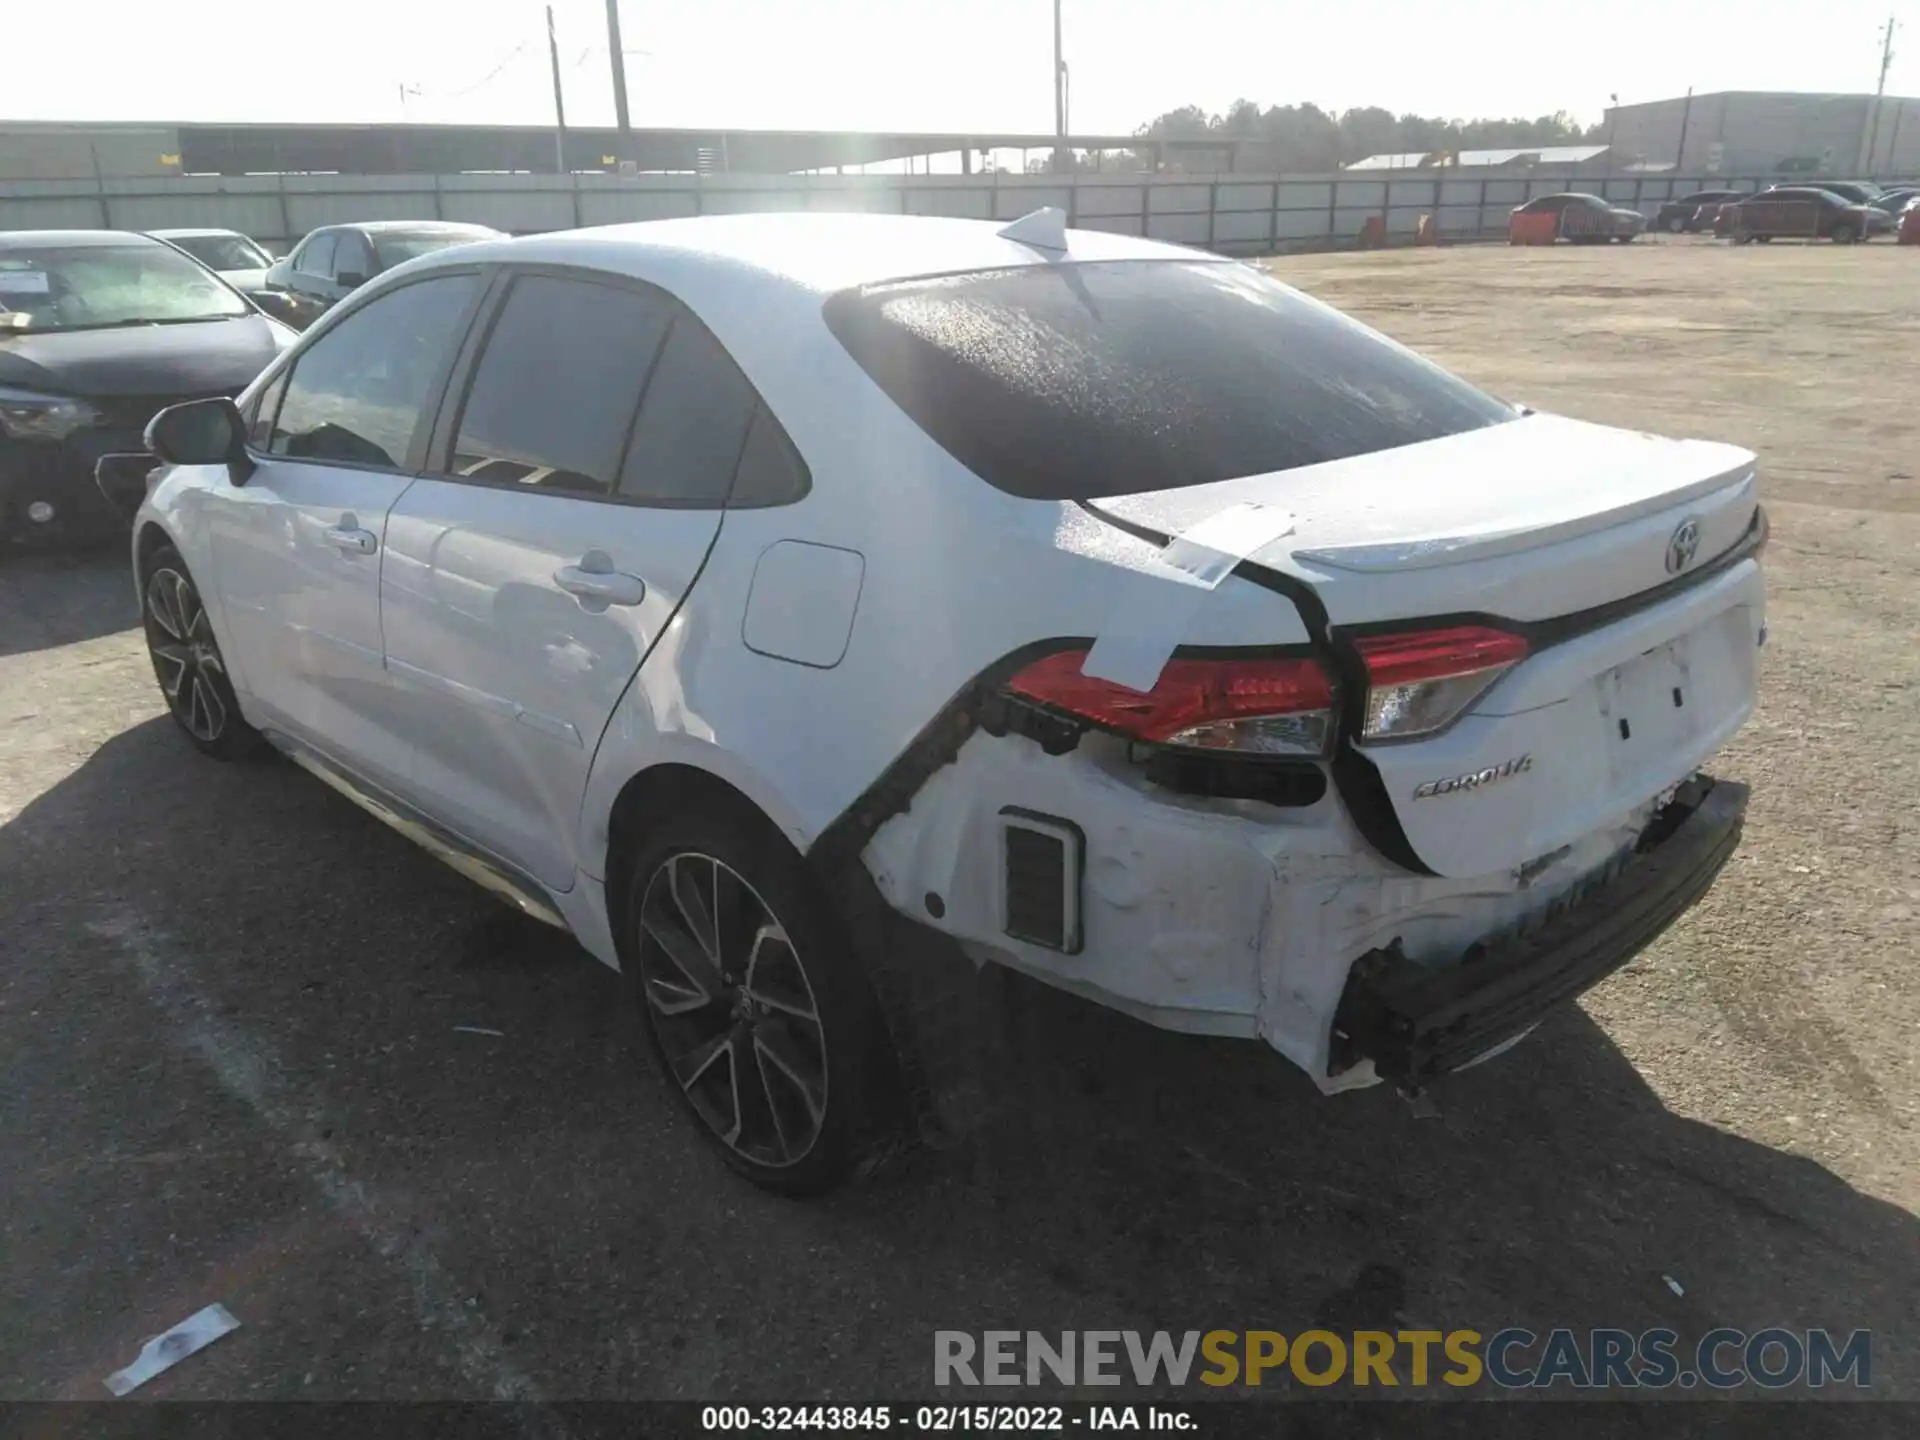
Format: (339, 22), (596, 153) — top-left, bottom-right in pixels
(1542, 181), (1914, 247)
(2, 220), (501, 545)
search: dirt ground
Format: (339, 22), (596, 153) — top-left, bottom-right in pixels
(1, 238), (1915, 1419)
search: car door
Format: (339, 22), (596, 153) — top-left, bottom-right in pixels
(207, 268), (486, 791)
(380, 267), (793, 890)
(283, 231), (337, 325)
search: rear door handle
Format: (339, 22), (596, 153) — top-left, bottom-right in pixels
(323, 516), (377, 554)
(555, 551), (646, 610)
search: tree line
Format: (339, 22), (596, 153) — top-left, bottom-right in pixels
(1024, 99), (1596, 172)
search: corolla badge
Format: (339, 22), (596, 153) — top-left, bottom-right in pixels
(1412, 754), (1532, 800)
(1666, 517), (1702, 575)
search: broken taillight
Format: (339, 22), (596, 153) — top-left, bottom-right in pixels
(1005, 650), (1338, 758)
(1352, 626), (1529, 742)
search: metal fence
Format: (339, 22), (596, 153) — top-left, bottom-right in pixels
(0, 168), (1793, 255)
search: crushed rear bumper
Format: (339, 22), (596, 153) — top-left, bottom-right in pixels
(1330, 774), (1747, 1087)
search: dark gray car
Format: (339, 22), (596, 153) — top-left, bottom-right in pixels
(264, 221), (502, 329)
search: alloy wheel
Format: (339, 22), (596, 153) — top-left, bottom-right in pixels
(145, 567), (228, 743)
(637, 852), (828, 1168)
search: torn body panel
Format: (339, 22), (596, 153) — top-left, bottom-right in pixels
(860, 725), (1680, 1090)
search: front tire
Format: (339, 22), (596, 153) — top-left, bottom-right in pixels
(1667, 215), (1687, 233)
(139, 543), (266, 760)
(621, 807), (899, 1194)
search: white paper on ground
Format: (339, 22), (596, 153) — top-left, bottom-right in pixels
(1080, 502), (1297, 693)
(104, 1303), (241, 1396)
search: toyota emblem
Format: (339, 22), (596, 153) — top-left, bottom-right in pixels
(1666, 518), (1702, 574)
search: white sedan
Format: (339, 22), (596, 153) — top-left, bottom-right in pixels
(128, 211), (1766, 1192)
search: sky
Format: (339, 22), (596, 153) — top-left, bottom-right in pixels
(4, 0), (1912, 136)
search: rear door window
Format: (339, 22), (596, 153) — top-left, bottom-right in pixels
(617, 317), (758, 506)
(448, 273), (671, 495)
(822, 260), (1515, 501)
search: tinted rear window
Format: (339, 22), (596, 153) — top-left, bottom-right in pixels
(822, 260), (1515, 500)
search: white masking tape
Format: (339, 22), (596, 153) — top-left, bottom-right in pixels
(1080, 501), (1296, 693)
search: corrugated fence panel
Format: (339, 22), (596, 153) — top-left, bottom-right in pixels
(806, 188), (904, 213)
(576, 189), (700, 225)
(439, 190), (575, 232)
(1074, 213), (1145, 236)
(1335, 180), (1386, 208)
(1217, 183), (1275, 210)
(1148, 184), (1211, 214)
(1074, 185), (1144, 217)
(107, 192), (287, 236)
(1273, 208), (1331, 239)
(994, 186), (1072, 218)
(903, 187), (993, 218)
(1146, 212), (1211, 243)
(1212, 210), (1272, 243)
(285, 191), (439, 230)
(0, 194), (107, 229)
(1436, 205), (1490, 235)
(1387, 179), (1441, 207)
(1276, 181), (1333, 210)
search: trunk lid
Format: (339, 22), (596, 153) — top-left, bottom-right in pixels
(1086, 412), (1766, 878)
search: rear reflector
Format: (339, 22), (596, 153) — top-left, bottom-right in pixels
(1006, 650), (1337, 757)
(1353, 626), (1528, 742)
(1000, 808), (1083, 953)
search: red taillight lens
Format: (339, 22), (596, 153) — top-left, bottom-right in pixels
(1352, 625), (1528, 742)
(1006, 650), (1338, 757)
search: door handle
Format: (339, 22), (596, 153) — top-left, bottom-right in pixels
(323, 520), (377, 554)
(554, 551), (645, 610)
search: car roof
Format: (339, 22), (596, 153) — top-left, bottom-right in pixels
(0, 229), (165, 251)
(147, 227), (252, 240)
(346, 220), (501, 234)
(427, 211), (1213, 299)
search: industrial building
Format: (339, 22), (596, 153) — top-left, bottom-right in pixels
(1601, 91), (1920, 179)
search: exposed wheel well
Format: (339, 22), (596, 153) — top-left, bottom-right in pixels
(135, 522), (173, 577)
(603, 763), (795, 949)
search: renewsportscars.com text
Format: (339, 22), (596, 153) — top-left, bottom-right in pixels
(934, 1328), (1872, 1390)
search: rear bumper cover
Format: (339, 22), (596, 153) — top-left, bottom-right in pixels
(1330, 774), (1746, 1086)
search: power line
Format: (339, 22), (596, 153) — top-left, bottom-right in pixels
(401, 38), (533, 102)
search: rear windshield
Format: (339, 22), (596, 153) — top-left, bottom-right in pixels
(822, 260), (1516, 500)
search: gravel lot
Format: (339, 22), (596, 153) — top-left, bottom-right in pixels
(1, 239), (1915, 1417)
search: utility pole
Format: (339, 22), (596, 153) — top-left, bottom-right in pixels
(1674, 86), (1694, 172)
(546, 6), (569, 175)
(605, 0), (633, 139)
(1052, 0), (1067, 174)
(1860, 15), (1897, 174)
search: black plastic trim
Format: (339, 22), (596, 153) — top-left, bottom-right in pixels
(1330, 775), (1747, 1086)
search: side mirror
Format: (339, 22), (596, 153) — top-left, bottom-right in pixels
(335, 270), (368, 290)
(146, 396), (255, 483)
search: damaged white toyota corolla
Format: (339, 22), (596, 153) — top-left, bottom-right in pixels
(123, 210), (1764, 1192)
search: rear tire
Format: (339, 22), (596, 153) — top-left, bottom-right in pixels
(620, 804), (900, 1194)
(1830, 222), (1857, 244)
(139, 542), (268, 761)
(1667, 215), (1687, 234)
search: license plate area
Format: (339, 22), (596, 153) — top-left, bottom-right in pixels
(1592, 608), (1750, 787)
